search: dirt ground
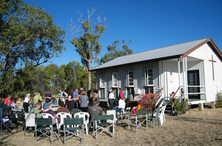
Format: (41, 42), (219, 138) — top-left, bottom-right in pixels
(1, 107), (222, 146)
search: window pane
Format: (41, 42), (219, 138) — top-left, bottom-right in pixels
(100, 88), (105, 98)
(129, 71), (134, 86)
(145, 87), (154, 94)
(113, 73), (118, 87)
(101, 75), (105, 87)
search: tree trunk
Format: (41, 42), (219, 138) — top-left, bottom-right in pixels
(88, 61), (91, 91)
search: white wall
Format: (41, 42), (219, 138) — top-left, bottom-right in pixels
(95, 61), (159, 101)
(188, 43), (222, 102)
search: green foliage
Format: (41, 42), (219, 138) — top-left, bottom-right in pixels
(173, 98), (190, 114)
(0, 0), (66, 91)
(69, 9), (107, 90)
(96, 40), (133, 65)
(216, 91), (222, 108)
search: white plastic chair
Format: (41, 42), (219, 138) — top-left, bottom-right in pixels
(158, 105), (167, 126)
(56, 112), (72, 131)
(74, 112), (90, 135)
(40, 113), (57, 124)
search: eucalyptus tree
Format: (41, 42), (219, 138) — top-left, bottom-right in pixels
(97, 40), (133, 65)
(0, 0), (66, 93)
(69, 8), (108, 91)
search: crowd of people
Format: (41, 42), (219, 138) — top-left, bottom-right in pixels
(0, 87), (128, 127)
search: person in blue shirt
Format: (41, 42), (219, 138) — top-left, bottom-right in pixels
(73, 88), (79, 109)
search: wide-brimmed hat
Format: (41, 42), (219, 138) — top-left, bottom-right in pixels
(80, 88), (84, 90)
(43, 103), (50, 109)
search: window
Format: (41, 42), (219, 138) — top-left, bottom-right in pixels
(127, 70), (134, 87)
(100, 88), (105, 99)
(145, 68), (154, 86)
(100, 74), (105, 88)
(127, 87), (134, 100)
(112, 72), (118, 87)
(145, 87), (154, 94)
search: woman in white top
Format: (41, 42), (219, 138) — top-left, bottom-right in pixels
(23, 93), (30, 112)
(108, 90), (115, 109)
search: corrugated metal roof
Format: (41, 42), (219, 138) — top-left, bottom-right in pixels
(91, 38), (209, 71)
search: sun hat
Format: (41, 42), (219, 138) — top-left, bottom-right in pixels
(80, 87), (84, 90)
(43, 103), (50, 109)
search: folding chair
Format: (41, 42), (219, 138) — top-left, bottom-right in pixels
(63, 118), (84, 144)
(128, 110), (148, 133)
(74, 112), (90, 135)
(24, 113), (35, 135)
(0, 108), (13, 135)
(95, 115), (114, 140)
(148, 106), (161, 128)
(35, 118), (59, 145)
(56, 112), (72, 135)
(88, 109), (102, 135)
(70, 109), (82, 117)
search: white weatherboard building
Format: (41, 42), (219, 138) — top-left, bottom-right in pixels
(91, 38), (222, 106)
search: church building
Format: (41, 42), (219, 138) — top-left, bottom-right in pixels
(91, 38), (222, 106)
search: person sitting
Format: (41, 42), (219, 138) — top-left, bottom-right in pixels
(16, 98), (23, 107)
(118, 98), (126, 112)
(41, 103), (56, 124)
(4, 95), (11, 107)
(11, 99), (16, 109)
(0, 98), (11, 116)
(57, 101), (70, 113)
(88, 98), (103, 114)
(31, 102), (42, 118)
(52, 97), (58, 106)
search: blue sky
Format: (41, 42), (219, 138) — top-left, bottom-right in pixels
(25, 0), (222, 68)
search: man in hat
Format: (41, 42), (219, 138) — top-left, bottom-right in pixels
(41, 103), (56, 124)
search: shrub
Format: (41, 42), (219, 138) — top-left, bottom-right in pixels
(216, 91), (222, 108)
(138, 93), (155, 111)
(173, 97), (189, 114)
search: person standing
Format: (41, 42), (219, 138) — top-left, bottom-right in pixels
(79, 91), (89, 112)
(34, 92), (42, 104)
(93, 89), (99, 99)
(119, 88), (124, 100)
(44, 90), (52, 103)
(4, 95), (11, 107)
(68, 89), (75, 111)
(23, 93), (30, 113)
(58, 89), (64, 102)
(108, 90), (115, 109)
(73, 88), (79, 109)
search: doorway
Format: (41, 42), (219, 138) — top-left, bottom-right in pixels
(187, 70), (200, 99)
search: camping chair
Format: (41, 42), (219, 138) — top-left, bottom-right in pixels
(114, 108), (124, 130)
(95, 114), (114, 140)
(16, 110), (25, 131)
(128, 110), (148, 133)
(35, 118), (59, 145)
(106, 110), (117, 130)
(74, 112), (90, 135)
(56, 112), (72, 135)
(24, 113), (35, 135)
(158, 105), (167, 126)
(88, 109), (102, 134)
(71, 109), (82, 117)
(148, 106), (161, 128)
(63, 118), (84, 144)
(0, 108), (13, 135)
